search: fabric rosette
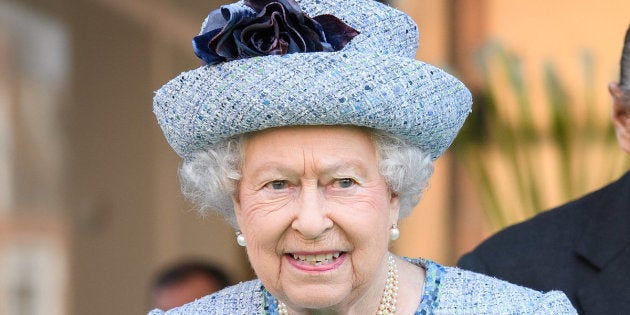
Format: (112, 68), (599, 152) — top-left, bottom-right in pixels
(193, 0), (360, 65)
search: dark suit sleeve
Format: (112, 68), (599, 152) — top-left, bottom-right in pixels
(457, 252), (489, 274)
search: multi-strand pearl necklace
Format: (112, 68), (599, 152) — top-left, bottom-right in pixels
(277, 254), (399, 315)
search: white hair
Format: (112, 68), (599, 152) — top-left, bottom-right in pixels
(179, 128), (434, 228)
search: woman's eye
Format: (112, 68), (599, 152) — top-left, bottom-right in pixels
(335, 178), (355, 188)
(266, 180), (287, 190)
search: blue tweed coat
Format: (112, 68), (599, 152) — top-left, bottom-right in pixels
(149, 258), (576, 314)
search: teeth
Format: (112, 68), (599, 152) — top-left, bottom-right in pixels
(292, 252), (341, 264)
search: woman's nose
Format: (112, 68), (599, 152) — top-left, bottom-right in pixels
(290, 186), (333, 240)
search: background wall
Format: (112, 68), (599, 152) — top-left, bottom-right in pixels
(393, 0), (629, 263)
(0, 0), (628, 314)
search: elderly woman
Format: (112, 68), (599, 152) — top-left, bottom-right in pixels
(150, 0), (577, 314)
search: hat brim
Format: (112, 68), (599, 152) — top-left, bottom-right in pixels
(154, 51), (472, 160)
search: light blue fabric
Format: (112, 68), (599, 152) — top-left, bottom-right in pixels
(149, 258), (577, 314)
(153, 0), (472, 162)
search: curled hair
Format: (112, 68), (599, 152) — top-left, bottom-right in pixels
(179, 136), (243, 227)
(179, 128), (434, 228)
(369, 130), (434, 218)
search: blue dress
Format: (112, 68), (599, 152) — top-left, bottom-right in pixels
(149, 258), (577, 314)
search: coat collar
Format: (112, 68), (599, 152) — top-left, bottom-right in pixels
(574, 170), (630, 269)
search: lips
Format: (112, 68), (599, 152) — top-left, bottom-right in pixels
(290, 252), (342, 265)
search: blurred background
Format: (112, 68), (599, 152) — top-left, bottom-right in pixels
(0, 0), (628, 314)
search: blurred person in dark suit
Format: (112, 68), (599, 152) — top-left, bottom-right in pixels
(150, 259), (231, 310)
(458, 25), (630, 314)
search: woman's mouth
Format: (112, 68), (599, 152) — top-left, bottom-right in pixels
(290, 252), (342, 265)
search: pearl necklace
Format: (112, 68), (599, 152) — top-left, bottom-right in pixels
(277, 254), (399, 315)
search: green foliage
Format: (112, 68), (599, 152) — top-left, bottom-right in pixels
(452, 43), (628, 230)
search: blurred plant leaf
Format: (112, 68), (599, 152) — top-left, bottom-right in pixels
(452, 43), (627, 230)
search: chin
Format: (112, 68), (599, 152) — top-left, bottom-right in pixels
(283, 286), (349, 310)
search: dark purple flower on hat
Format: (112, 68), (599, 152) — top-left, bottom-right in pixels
(193, 0), (359, 65)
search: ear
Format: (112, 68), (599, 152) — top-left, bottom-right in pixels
(231, 194), (245, 229)
(388, 190), (401, 224)
(609, 82), (630, 153)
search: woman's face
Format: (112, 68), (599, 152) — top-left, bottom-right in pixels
(234, 126), (400, 311)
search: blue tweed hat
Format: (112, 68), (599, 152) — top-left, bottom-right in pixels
(154, 0), (472, 160)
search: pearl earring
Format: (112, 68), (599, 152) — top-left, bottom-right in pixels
(236, 231), (247, 247)
(389, 224), (400, 241)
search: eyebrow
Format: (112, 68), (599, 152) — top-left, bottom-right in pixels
(316, 159), (369, 177)
(248, 162), (299, 179)
(248, 158), (371, 180)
